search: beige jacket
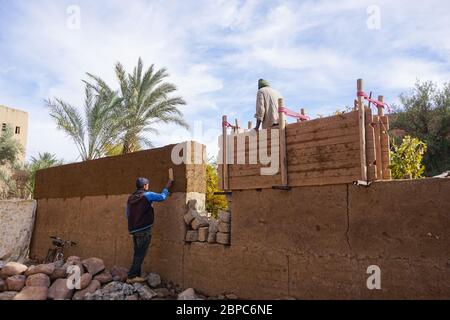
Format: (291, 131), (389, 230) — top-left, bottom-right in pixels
(254, 86), (282, 129)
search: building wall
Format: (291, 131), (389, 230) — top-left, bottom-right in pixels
(0, 105), (28, 160)
(29, 142), (450, 299)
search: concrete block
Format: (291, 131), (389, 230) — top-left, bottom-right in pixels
(218, 222), (231, 233)
(216, 232), (230, 245)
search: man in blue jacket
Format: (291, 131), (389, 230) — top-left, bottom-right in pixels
(125, 177), (173, 283)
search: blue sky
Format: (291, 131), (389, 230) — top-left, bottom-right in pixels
(1, 0), (450, 161)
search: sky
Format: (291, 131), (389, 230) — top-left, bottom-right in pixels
(1, 0), (450, 162)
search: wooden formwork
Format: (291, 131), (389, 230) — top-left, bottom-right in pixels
(218, 79), (391, 190)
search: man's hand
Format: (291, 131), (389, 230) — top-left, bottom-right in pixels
(254, 119), (262, 131)
(165, 179), (174, 189)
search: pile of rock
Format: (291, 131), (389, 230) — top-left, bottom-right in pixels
(184, 200), (231, 246)
(0, 258), (240, 300)
(0, 258), (175, 300)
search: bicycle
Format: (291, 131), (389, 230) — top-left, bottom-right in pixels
(44, 236), (77, 264)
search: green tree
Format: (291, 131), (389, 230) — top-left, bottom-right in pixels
(390, 136), (427, 179)
(86, 57), (188, 154)
(205, 162), (228, 218)
(46, 84), (122, 161)
(391, 80), (450, 175)
(0, 125), (23, 165)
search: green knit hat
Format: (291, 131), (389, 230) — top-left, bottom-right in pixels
(258, 79), (270, 89)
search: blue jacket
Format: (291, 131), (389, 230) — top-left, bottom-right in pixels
(126, 188), (169, 233)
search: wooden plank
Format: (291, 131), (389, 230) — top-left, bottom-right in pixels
(287, 141), (360, 158)
(287, 149), (360, 165)
(365, 108), (377, 181)
(287, 133), (359, 149)
(286, 125), (359, 144)
(288, 158), (360, 173)
(357, 79), (367, 181)
(380, 115), (391, 180)
(222, 115), (228, 190)
(285, 111), (358, 134)
(288, 167), (360, 183)
(279, 98), (288, 186)
(374, 115), (383, 179)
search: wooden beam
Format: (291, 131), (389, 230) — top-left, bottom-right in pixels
(278, 98), (288, 186)
(375, 96), (384, 179)
(222, 115), (229, 190)
(357, 79), (367, 181)
(248, 121), (253, 130)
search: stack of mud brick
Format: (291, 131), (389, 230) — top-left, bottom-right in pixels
(183, 200), (231, 246)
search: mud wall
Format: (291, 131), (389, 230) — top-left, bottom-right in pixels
(30, 143), (450, 299)
(30, 142), (206, 285)
(189, 178), (449, 299)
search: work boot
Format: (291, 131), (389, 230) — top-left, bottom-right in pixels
(126, 276), (146, 284)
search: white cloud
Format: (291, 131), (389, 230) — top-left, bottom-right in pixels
(1, 0), (450, 162)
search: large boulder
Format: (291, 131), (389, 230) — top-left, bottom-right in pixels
(26, 273), (50, 287)
(50, 266), (67, 281)
(184, 209), (199, 226)
(186, 199), (198, 210)
(72, 280), (101, 300)
(48, 278), (74, 300)
(6, 275), (26, 291)
(0, 278), (6, 292)
(0, 262), (28, 277)
(208, 219), (219, 233)
(79, 273), (92, 290)
(216, 232), (231, 245)
(198, 227), (209, 242)
(185, 230), (199, 242)
(217, 221), (231, 233)
(94, 270), (113, 284)
(110, 266), (128, 282)
(26, 263), (55, 276)
(191, 216), (209, 230)
(207, 232), (217, 244)
(154, 287), (170, 298)
(66, 256), (81, 265)
(147, 273), (161, 288)
(134, 283), (157, 300)
(218, 210), (231, 223)
(0, 291), (17, 300)
(82, 258), (105, 276)
(178, 288), (198, 300)
(13, 286), (48, 300)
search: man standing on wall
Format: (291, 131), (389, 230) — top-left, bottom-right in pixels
(254, 79), (283, 130)
(125, 177), (173, 283)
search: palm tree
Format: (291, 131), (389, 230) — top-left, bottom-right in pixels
(86, 57), (188, 154)
(46, 84), (122, 161)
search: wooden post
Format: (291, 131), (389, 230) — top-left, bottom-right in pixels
(375, 96), (384, 179)
(234, 119), (240, 134)
(357, 79), (367, 181)
(278, 98), (288, 186)
(248, 121), (253, 129)
(222, 115), (228, 190)
(378, 99), (392, 180)
(168, 168), (174, 181)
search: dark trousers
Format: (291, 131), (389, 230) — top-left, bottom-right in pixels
(128, 227), (152, 278)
